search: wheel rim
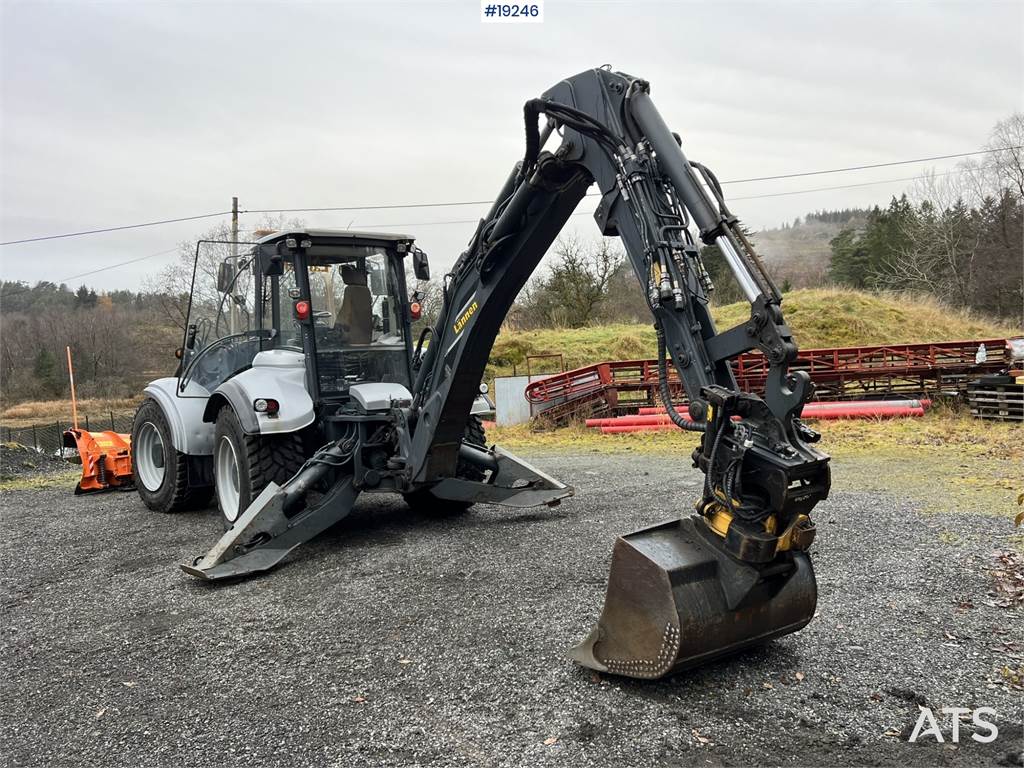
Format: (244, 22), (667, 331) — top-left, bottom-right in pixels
(215, 435), (242, 521)
(135, 421), (166, 492)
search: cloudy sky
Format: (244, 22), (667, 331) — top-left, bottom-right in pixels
(1, 0), (1020, 291)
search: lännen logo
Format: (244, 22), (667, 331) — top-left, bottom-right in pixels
(453, 300), (479, 334)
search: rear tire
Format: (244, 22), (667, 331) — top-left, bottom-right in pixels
(132, 398), (211, 513)
(404, 415), (487, 517)
(213, 406), (306, 529)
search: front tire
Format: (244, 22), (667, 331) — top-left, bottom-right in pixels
(132, 398), (211, 513)
(213, 406), (306, 528)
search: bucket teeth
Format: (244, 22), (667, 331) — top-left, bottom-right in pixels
(570, 515), (817, 679)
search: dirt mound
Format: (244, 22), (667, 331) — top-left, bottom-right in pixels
(0, 442), (71, 481)
(487, 289), (1018, 379)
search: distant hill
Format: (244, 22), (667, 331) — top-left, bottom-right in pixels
(752, 211), (868, 288)
(487, 288), (1016, 380)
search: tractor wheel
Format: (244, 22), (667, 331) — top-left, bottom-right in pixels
(404, 415), (487, 517)
(132, 398), (212, 513)
(213, 405), (306, 529)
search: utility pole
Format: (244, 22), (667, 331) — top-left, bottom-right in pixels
(230, 196), (239, 334)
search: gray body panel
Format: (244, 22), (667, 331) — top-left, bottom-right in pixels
(144, 378), (214, 455)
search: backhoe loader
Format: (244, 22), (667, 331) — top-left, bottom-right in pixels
(133, 66), (830, 679)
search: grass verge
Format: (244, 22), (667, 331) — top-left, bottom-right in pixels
(0, 397), (140, 428)
(487, 288), (1018, 380)
(0, 470), (81, 492)
(489, 411), (1023, 521)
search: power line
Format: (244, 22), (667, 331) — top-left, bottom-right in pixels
(721, 147), (1018, 184)
(346, 165), (991, 230)
(244, 200), (495, 215)
(0, 160), (999, 293)
(0, 246), (180, 300)
(244, 147), (1018, 215)
(2, 147), (1014, 247)
(0, 211), (231, 247)
(727, 166), (986, 201)
(58, 246), (181, 282)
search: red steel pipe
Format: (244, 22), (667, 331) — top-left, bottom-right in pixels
(594, 405), (925, 431)
(635, 398), (931, 416)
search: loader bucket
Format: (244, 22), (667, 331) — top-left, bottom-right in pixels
(570, 515), (816, 679)
(63, 428), (133, 494)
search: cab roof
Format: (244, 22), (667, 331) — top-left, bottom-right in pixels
(256, 229), (414, 247)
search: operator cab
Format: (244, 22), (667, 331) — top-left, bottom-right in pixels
(177, 229), (429, 405)
(258, 229), (427, 402)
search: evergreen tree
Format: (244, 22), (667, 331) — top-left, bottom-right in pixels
(827, 196), (916, 288)
(74, 284), (98, 309)
(32, 348), (63, 395)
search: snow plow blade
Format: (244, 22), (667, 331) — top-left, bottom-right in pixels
(62, 428), (133, 494)
(570, 515), (817, 679)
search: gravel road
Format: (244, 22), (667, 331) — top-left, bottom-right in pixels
(2, 452), (1021, 768)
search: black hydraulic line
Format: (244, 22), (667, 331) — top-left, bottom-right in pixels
(656, 325), (706, 433)
(458, 442), (499, 473)
(282, 438), (356, 514)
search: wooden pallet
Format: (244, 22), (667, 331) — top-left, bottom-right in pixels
(968, 383), (1024, 421)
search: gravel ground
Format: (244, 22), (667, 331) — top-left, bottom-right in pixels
(2, 452), (1021, 768)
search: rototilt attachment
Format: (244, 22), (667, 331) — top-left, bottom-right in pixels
(570, 515), (817, 679)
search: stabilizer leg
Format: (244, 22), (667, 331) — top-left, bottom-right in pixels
(426, 446), (574, 508)
(181, 441), (360, 581)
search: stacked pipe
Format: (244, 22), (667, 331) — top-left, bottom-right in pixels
(586, 399), (931, 434)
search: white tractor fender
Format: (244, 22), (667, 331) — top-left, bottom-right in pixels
(143, 377), (215, 456)
(202, 349), (315, 435)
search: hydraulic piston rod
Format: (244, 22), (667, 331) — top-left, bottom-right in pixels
(629, 89), (762, 301)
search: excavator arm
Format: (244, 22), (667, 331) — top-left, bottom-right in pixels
(403, 68), (830, 676)
(183, 67), (830, 679)
(409, 67), (829, 537)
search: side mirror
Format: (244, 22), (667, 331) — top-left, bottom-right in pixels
(217, 261), (236, 293)
(262, 252), (284, 277)
(412, 247), (430, 281)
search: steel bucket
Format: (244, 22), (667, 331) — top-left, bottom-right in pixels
(570, 515), (817, 679)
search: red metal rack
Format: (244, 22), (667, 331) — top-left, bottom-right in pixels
(523, 338), (1014, 424)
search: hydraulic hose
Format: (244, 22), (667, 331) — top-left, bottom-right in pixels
(655, 324), (706, 433)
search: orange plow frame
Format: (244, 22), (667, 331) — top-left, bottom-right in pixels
(62, 428), (133, 494)
(62, 345), (133, 494)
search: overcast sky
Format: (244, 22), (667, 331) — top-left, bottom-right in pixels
(1, 0), (1021, 291)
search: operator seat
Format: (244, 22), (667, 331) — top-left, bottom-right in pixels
(337, 265), (372, 344)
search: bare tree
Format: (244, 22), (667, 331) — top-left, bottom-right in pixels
(516, 237), (624, 328)
(988, 113), (1024, 199)
(145, 215), (303, 330)
(880, 171), (980, 305)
